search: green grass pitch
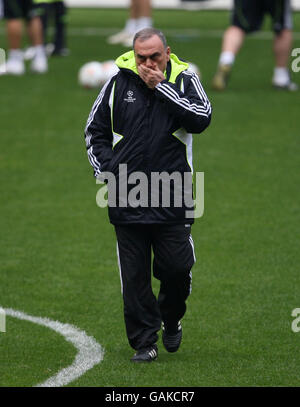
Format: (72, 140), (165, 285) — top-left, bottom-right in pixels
(0, 8), (299, 387)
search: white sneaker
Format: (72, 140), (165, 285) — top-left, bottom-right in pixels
(107, 30), (134, 45)
(6, 58), (25, 75)
(31, 55), (48, 74)
(23, 47), (36, 61)
(0, 59), (6, 75)
(272, 79), (298, 92)
(272, 69), (298, 92)
(45, 43), (55, 56)
(0, 64), (6, 75)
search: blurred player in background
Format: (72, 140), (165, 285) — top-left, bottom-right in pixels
(40, 0), (68, 56)
(24, 0), (68, 59)
(107, 0), (153, 47)
(3, 0), (48, 74)
(212, 0), (298, 91)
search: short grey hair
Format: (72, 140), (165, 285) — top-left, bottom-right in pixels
(133, 28), (168, 49)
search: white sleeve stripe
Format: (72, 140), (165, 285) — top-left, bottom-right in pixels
(192, 79), (209, 109)
(87, 145), (101, 173)
(157, 82), (211, 116)
(190, 75), (211, 111)
(183, 71), (211, 110)
(158, 86), (209, 118)
(85, 78), (111, 134)
(84, 78), (115, 176)
(87, 146), (97, 167)
(87, 149), (96, 169)
(85, 134), (92, 148)
(158, 85), (209, 116)
(158, 78), (211, 115)
(158, 82), (209, 114)
(185, 72), (211, 111)
(86, 91), (104, 128)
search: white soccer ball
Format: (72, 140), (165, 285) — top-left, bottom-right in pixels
(100, 60), (119, 83)
(187, 61), (201, 80)
(78, 60), (119, 89)
(78, 61), (103, 89)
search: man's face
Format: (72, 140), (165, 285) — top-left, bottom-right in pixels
(134, 35), (171, 73)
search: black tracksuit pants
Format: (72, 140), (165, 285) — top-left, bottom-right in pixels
(114, 223), (196, 351)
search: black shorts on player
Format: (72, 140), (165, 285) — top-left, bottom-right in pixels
(3, 0), (41, 20)
(231, 0), (293, 34)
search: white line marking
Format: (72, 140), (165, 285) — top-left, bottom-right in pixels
(66, 27), (300, 41)
(3, 308), (104, 387)
(65, 0), (300, 10)
(0, 27), (300, 40)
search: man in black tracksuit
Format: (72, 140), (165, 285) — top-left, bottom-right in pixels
(85, 28), (212, 362)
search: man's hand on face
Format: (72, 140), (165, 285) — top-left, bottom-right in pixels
(138, 64), (165, 89)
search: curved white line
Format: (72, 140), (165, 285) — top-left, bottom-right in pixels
(4, 308), (104, 387)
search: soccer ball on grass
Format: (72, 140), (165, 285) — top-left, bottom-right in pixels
(78, 60), (119, 89)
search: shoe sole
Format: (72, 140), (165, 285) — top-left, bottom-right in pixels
(273, 84), (298, 92)
(130, 356), (157, 363)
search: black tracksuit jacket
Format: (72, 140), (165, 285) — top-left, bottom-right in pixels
(84, 51), (212, 225)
